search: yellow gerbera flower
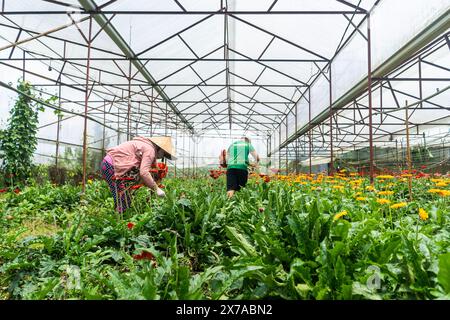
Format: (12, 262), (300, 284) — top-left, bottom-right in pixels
(435, 182), (448, 187)
(356, 197), (367, 201)
(377, 191), (394, 196)
(365, 186), (375, 191)
(376, 198), (391, 205)
(333, 210), (348, 221)
(419, 208), (429, 221)
(401, 174), (413, 177)
(376, 175), (394, 179)
(428, 189), (450, 196)
(390, 202), (407, 209)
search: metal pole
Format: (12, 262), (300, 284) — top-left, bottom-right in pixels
(22, 50), (25, 80)
(329, 66), (334, 176)
(278, 126), (281, 172)
(82, 15), (92, 193)
(188, 134), (191, 178)
(150, 87), (154, 135)
(405, 100), (413, 201)
(308, 88), (312, 175)
(102, 102), (106, 154)
(55, 84), (62, 169)
(165, 103), (168, 136)
(174, 125), (177, 178)
(418, 58), (423, 108)
(285, 119), (288, 174)
(182, 131), (185, 177)
(367, 13), (375, 184)
(116, 107), (120, 145)
(127, 59), (131, 140)
(294, 101), (298, 174)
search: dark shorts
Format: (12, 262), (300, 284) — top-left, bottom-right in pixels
(226, 168), (248, 192)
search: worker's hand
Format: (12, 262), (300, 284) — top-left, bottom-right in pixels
(156, 187), (166, 198)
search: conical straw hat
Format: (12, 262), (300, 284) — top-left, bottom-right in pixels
(148, 136), (177, 160)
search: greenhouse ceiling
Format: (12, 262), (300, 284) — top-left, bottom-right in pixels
(0, 0), (380, 134)
(0, 0), (448, 148)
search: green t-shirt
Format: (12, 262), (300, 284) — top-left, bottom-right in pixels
(227, 141), (255, 171)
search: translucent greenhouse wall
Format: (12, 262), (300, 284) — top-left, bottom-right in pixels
(272, 0), (450, 155)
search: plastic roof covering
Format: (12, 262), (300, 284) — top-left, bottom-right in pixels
(280, 37), (450, 164)
(0, 0), (448, 167)
(0, 0), (377, 136)
(273, 0), (450, 157)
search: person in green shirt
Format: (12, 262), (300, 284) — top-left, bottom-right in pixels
(226, 137), (260, 198)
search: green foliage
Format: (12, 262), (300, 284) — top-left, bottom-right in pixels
(0, 80), (57, 185)
(0, 175), (448, 300)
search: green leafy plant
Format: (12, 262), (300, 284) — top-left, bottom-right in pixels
(0, 80), (57, 185)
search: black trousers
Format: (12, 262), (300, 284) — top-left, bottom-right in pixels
(226, 168), (248, 191)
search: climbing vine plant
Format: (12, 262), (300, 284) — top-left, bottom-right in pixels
(0, 80), (57, 185)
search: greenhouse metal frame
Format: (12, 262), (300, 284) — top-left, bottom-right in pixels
(0, 0), (449, 189)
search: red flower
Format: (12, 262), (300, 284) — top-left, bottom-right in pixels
(127, 222), (135, 230)
(13, 188), (20, 194)
(0, 188), (7, 193)
(130, 184), (143, 190)
(263, 176), (270, 183)
(421, 165), (427, 169)
(158, 184), (165, 189)
(133, 250), (157, 266)
(259, 207), (265, 213)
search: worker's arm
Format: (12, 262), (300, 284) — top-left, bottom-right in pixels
(250, 150), (260, 164)
(139, 148), (158, 190)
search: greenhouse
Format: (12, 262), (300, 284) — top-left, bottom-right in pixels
(0, 0), (449, 302)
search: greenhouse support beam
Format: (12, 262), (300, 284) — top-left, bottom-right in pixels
(1, 10), (367, 15)
(0, 16), (89, 53)
(0, 80), (127, 135)
(405, 101), (413, 201)
(55, 82), (62, 169)
(2, 57), (325, 63)
(329, 68), (334, 176)
(308, 88), (312, 175)
(78, 0), (195, 134)
(275, 9), (450, 155)
(127, 60), (131, 140)
(81, 15), (92, 194)
(367, 13), (374, 184)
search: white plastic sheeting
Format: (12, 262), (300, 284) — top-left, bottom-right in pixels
(272, 0), (450, 155)
(0, 0), (448, 169)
